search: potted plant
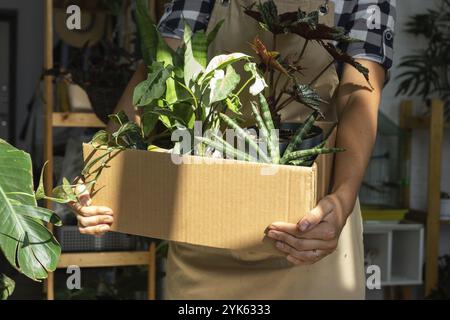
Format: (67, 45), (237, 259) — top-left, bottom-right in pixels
(84, 0), (372, 170)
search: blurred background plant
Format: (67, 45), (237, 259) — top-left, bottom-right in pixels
(396, 0), (450, 120)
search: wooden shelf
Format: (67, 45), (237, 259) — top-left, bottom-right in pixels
(52, 112), (106, 128)
(406, 115), (450, 129)
(441, 219), (450, 225)
(400, 100), (445, 296)
(57, 251), (154, 268)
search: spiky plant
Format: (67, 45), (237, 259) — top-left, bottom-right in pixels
(196, 94), (344, 165)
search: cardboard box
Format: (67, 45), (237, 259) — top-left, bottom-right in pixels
(82, 124), (336, 253)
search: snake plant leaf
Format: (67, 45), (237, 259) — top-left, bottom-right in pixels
(209, 65), (241, 104)
(184, 22), (205, 86)
(291, 84), (326, 116)
(191, 30), (208, 68)
(133, 62), (173, 107)
(206, 19), (225, 46)
(282, 111), (318, 158)
(219, 112), (271, 163)
(281, 147), (345, 164)
(195, 136), (257, 162)
(0, 139), (61, 281)
(250, 101), (269, 140)
(258, 94), (280, 163)
(0, 273), (15, 300)
(135, 0), (157, 65)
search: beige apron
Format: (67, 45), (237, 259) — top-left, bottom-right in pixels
(164, 0), (365, 300)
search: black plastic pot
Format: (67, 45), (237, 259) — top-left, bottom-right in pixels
(279, 123), (323, 156)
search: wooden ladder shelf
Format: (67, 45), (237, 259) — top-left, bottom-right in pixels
(399, 99), (446, 295)
(43, 0), (157, 300)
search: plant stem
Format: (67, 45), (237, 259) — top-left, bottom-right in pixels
(276, 96), (295, 112)
(295, 39), (309, 64)
(274, 75), (293, 107)
(270, 34), (277, 91)
(235, 75), (255, 97)
(309, 60), (334, 86)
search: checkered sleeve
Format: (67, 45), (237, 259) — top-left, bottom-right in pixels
(157, 0), (215, 39)
(335, 0), (396, 71)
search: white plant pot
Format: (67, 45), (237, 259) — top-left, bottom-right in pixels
(441, 199), (450, 220)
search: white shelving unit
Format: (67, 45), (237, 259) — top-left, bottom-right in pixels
(363, 221), (424, 286)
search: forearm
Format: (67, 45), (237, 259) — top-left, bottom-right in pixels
(331, 60), (386, 216)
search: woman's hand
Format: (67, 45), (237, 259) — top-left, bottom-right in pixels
(69, 183), (114, 236)
(267, 193), (350, 265)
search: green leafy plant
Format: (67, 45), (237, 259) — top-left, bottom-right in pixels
(396, 0), (450, 118)
(0, 140), (63, 299)
(0, 139), (86, 299)
(83, 0), (374, 183)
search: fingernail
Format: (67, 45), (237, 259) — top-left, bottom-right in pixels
(104, 216), (113, 223)
(267, 230), (278, 239)
(100, 225), (110, 232)
(299, 221), (310, 232)
(102, 210), (113, 215)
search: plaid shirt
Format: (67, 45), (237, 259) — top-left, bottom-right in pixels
(158, 0), (396, 71)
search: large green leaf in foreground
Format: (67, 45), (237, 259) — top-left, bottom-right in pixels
(0, 273), (15, 300)
(0, 139), (61, 281)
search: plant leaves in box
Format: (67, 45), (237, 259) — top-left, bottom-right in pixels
(112, 121), (147, 150)
(135, 0), (157, 65)
(250, 37), (289, 75)
(291, 84), (326, 115)
(133, 62), (173, 107)
(200, 53), (250, 85)
(0, 273), (15, 300)
(322, 43), (373, 89)
(244, 62), (268, 96)
(0, 139), (61, 281)
(184, 22), (205, 86)
(141, 110), (159, 137)
(209, 65), (241, 104)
